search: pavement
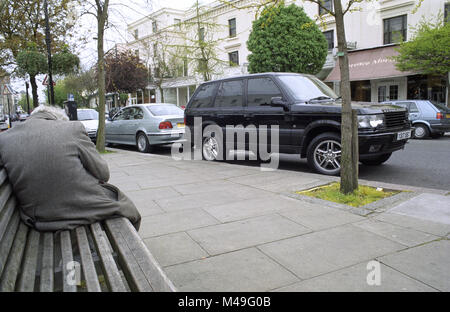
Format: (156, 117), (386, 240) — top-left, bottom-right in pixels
(102, 148), (450, 292)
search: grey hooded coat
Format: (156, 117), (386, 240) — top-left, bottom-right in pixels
(0, 111), (141, 232)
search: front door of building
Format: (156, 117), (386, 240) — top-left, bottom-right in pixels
(377, 84), (399, 102)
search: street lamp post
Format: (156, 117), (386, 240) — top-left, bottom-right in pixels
(44, 0), (55, 105)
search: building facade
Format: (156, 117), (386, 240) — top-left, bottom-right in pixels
(126, 0), (450, 106)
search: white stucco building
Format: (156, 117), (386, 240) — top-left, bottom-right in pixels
(125, 0), (450, 106)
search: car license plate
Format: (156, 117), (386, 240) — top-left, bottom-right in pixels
(177, 123), (185, 128)
(397, 130), (411, 141)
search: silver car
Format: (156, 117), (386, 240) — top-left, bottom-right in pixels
(105, 104), (185, 153)
(383, 100), (450, 139)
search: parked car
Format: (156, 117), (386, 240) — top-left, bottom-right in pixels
(185, 73), (412, 176)
(105, 104), (185, 153)
(19, 113), (29, 121)
(77, 109), (99, 142)
(382, 100), (450, 139)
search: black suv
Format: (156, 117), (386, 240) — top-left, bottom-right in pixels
(185, 73), (412, 175)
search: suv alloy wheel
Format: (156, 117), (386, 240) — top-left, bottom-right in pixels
(307, 132), (342, 176)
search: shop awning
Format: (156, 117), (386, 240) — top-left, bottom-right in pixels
(325, 45), (414, 82)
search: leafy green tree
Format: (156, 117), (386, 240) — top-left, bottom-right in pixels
(247, 3), (328, 74)
(394, 18), (450, 105)
(53, 45), (80, 76)
(18, 93), (34, 112)
(0, 0), (76, 105)
(16, 44), (48, 106)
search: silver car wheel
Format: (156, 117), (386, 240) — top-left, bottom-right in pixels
(313, 140), (342, 174)
(414, 125), (427, 139)
(202, 137), (219, 161)
(137, 134), (148, 152)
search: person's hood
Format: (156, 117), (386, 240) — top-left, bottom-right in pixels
(29, 111), (59, 121)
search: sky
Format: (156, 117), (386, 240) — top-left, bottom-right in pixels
(11, 0), (215, 102)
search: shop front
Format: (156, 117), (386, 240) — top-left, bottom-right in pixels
(325, 45), (449, 105)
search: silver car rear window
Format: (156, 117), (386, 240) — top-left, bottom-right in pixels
(147, 105), (183, 116)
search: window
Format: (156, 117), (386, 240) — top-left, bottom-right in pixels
(199, 27), (205, 42)
(398, 102), (419, 113)
(378, 86), (387, 103)
(228, 51), (239, 67)
(228, 18), (236, 37)
(130, 107), (144, 120)
(323, 30), (334, 50)
(319, 0), (333, 16)
(134, 29), (139, 40)
(384, 15), (407, 44)
(153, 43), (158, 57)
(183, 58), (188, 77)
(214, 80), (244, 108)
(389, 85), (399, 100)
(135, 49), (139, 59)
(445, 3), (450, 23)
(190, 83), (218, 108)
(152, 21), (158, 33)
(247, 78), (283, 107)
(114, 108), (132, 121)
(147, 105), (183, 116)
(174, 18), (181, 28)
(78, 110), (99, 121)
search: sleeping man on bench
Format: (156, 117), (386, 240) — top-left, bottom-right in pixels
(0, 105), (141, 232)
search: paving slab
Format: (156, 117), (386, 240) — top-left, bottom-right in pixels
(353, 219), (439, 247)
(165, 248), (299, 292)
(388, 194), (450, 225)
(139, 208), (219, 238)
(378, 240), (450, 291)
(274, 262), (436, 292)
(374, 212), (450, 237)
(259, 224), (405, 280)
(279, 203), (364, 231)
(188, 214), (311, 255)
(155, 190), (252, 213)
(203, 195), (304, 223)
(144, 232), (209, 267)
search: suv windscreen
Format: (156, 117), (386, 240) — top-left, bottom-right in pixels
(278, 75), (339, 102)
(247, 78), (283, 106)
(214, 80), (244, 108)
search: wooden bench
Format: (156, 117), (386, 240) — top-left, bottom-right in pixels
(0, 166), (176, 292)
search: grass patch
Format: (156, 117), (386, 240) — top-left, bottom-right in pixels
(100, 150), (115, 155)
(297, 182), (400, 208)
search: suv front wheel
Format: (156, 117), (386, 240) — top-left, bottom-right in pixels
(307, 132), (342, 176)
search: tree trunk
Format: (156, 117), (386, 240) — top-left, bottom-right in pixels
(29, 74), (39, 108)
(95, 0), (109, 153)
(334, 0), (358, 194)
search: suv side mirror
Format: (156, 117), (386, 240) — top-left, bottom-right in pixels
(271, 97), (289, 111)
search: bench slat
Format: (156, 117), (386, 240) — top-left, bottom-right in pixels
(76, 226), (101, 292)
(60, 231), (77, 292)
(0, 211), (20, 277)
(39, 233), (54, 292)
(0, 222), (29, 292)
(91, 222), (127, 292)
(0, 197), (16, 243)
(105, 218), (176, 292)
(17, 229), (40, 292)
(105, 218), (153, 292)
